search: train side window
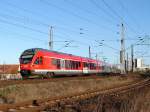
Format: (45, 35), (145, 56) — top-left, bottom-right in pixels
(52, 58), (57, 65)
(83, 62), (88, 67)
(83, 62), (86, 67)
(65, 60), (71, 69)
(65, 60), (68, 68)
(72, 61), (75, 69)
(72, 61), (74, 69)
(56, 59), (60, 69)
(75, 61), (78, 69)
(39, 57), (43, 64)
(78, 62), (81, 67)
(94, 63), (97, 69)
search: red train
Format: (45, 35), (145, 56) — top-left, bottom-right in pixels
(19, 48), (102, 78)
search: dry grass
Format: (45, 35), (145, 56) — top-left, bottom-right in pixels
(0, 76), (136, 104)
(43, 79), (150, 112)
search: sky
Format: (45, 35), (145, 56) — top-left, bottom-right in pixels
(0, 0), (150, 65)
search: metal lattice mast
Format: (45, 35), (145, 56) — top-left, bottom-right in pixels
(49, 26), (53, 50)
(120, 23), (125, 73)
(89, 46), (91, 58)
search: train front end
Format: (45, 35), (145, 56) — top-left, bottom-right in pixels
(19, 49), (37, 78)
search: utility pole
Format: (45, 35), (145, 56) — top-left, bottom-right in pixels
(131, 45), (134, 72)
(49, 26), (53, 50)
(120, 23), (125, 74)
(89, 46), (91, 58)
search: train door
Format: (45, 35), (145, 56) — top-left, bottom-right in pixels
(60, 59), (65, 70)
(83, 62), (89, 74)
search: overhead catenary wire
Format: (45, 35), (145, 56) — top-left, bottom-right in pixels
(1, 0), (121, 48)
(89, 0), (119, 22)
(0, 16), (74, 41)
(1, 0), (92, 34)
(101, 0), (139, 35)
(117, 0), (145, 34)
(0, 17), (48, 35)
(0, 0), (143, 62)
(64, 0), (116, 25)
(40, 0), (116, 33)
(0, 16), (93, 50)
(1, 0), (109, 46)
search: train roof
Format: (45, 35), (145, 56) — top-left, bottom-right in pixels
(23, 48), (99, 61)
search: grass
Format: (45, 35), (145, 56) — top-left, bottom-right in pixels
(0, 76), (137, 104)
(43, 79), (150, 112)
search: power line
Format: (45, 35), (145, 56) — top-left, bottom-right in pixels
(101, 0), (139, 35)
(1, 0), (91, 34)
(1, 1), (112, 45)
(89, 0), (118, 22)
(1, 0), (120, 47)
(40, 0), (116, 33)
(0, 16), (76, 42)
(0, 16), (93, 49)
(95, 40), (120, 52)
(101, 0), (122, 20)
(0, 12), (49, 28)
(0, 11), (91, 41)
(0, 26), (49, 46)
(64, 0), (116, 25)
(117, 0), (145, 34)
(0, 17), (48, 35)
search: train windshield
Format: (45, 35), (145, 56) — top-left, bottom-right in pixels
(20, 55), (34, 64)
(20, 49), (36, 64)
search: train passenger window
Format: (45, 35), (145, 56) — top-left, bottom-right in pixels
(89, 63), (91, 69)
(76, 61), (80, 69)
(75, 61), (78, 69)
(65, 60), (71, 69)
(72, 61), (75, 69)
(52, 58), (57, 65)
(78, 62), (81, 67)
(51, 58), (60, 69)
(94, 63), (97, 69)
(70, 61), (73, 69)
(56, 59), (60, 69)
(83, 62), (86, 67)
(89, 63), (96, 69)
(39, 57), (43, 64)
(83, 62), (88, 67)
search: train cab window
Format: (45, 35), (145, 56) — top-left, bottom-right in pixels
(34, 57), (43, 65)
(34, 58), (39, 64)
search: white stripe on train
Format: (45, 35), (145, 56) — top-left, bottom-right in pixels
(32, 69), (100, 75)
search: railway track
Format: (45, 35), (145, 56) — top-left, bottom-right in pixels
(0, 77), (149, 112)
